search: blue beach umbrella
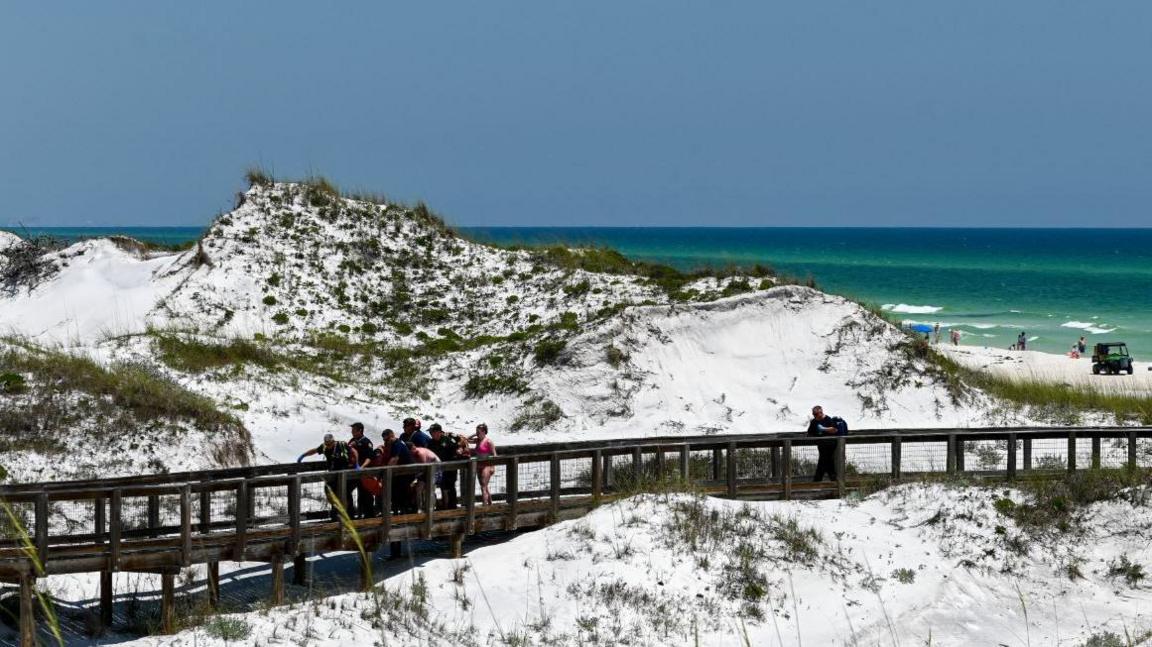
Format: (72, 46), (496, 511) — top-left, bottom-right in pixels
(909, 323), (934, 333)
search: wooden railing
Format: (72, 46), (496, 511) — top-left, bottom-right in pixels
(1, 426), (1149, 644)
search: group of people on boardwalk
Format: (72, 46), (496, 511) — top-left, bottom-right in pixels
(298, 418), (497, 519)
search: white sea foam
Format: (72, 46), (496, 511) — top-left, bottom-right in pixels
(883, 303), (943, 314)
(1061, 321), (1117, 335)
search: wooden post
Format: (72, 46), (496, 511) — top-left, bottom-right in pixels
(207, 561), (220, 608)
(1091, 437), (1101, 470)
(891, 437), (902, 481)
(199, 488), (211, 534)
(835, 437), (846, 498)
(180, 486), (192, 567)
(450, 532), (464, 559)
(1067, 430), (1077, 472)
(336, 472), (349, 519)
(506, 458), (519, 531)
(946, 435), (957, 475)
(591, 449), (603, 503)
(711, 448), (723, 481)
(955, 437), (965, 473)
(147, 494), (160, 538)
(109, 489), (122, 571)
(726, 442), (737, 498)
(235, 481), (249, 559)
(100, 570), (114, 629)
(288, 477), (301, 554)
(549, 453), (561, 520)
(679, 445), (690, 482)
(94, 495), (106, 544)
(782, 440), (793, 501)
(19, 573), (35, 647)
(632, 446), (643, 484)
(160, 571), (175, 634)
(1128, 431), (1138, 471)
(602, 452), (614, 490)
(246, 481), (257, 527)
(463, 461), (476, 534)
(1006, 433), (1018, 480)
(382, 472), (394, 540)
(654, 448), (666, 482)
(270, 556), (285, 605)
(423, 464), (436, 538)
(770, 446), (781, 481)
(1023, 438), (1033, 471)
(35, 491), (48, 565)
(292, 554), (309, 586)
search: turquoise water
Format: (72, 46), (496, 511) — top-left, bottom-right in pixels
(2, 226), (202, 248)
(8, 226), (1152, 357)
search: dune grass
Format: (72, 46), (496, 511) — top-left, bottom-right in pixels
(1, 339), (241, 429)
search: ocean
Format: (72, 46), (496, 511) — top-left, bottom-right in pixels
(7, 226), (1151, 358)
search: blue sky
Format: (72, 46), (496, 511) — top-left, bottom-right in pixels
(2, 2), (1150, 227)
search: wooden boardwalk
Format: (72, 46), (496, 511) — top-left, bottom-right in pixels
(1, 426), (1149, 645)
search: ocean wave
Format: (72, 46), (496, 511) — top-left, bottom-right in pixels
(883, 303), (943, 314)
(1061, 321), (1117, 335)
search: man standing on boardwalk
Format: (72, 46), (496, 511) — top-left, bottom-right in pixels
(297, 433), (359, 520)
(347, 422), (374, 518)
(428, 424), (463, 508)
(807, 405), (843, 482)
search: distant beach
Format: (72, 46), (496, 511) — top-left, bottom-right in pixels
(6, 225), (1151, 357)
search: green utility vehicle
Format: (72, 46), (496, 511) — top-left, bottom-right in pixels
(1092, 342), (1134, 375)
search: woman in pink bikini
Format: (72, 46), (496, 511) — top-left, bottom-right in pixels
(471, 423), (497, 505)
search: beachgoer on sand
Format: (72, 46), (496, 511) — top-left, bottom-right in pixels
(950, 329), (960, 345)
(1078, 337), (1087, 354)
(1018, 332), (1027, 351)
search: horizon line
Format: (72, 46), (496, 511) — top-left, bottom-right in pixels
(6, 224), (1152, 231)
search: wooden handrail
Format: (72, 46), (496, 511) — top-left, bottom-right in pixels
(2, 426), (1151, 582)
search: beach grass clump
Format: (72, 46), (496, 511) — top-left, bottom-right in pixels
(245, 166), (273, 187)
(154, 334), (283, 374)
(510, 398), (564, 431)
(993, 468), (1152, 534)
(533, 338), (567, 365)
(203, 616), (252, 641)
(463, 371), (529, 399)
(1, 339), (242, 430)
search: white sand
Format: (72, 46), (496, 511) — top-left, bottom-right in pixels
(941, 344), (1152, 395)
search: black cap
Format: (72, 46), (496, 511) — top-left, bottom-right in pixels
(428, 423), (443, 433)
(350, 422), (364, 430)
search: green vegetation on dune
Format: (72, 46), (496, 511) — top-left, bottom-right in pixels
(0, 339), (249, 470)
(2, 340), (241, 429)
(995, 468), (1152, 533)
